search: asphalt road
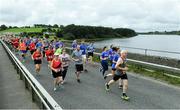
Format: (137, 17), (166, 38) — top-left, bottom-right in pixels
(14, 51), (180, 109)
(0, 44), (38, 109)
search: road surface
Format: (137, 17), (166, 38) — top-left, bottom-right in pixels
(13, 50), (180, 109)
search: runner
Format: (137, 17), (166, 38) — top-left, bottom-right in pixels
(100, 46), (109, 78)
(45, 46), (54, 66)
(72, 40), (77, 50)
(105, 50), (129, 100)
(59, 48), (70, 84)
(104, 47), (123, 88)
(18, 39), (27, 62)
(50, 53), (63, 91)
(71, 45), (83, 83)
(80, 41), (88, 72)
(87, 42), (95, 64)
(54, 45), (62, 56)
(32, 48), (42, 74)
(29, 41), (36, 55)
(12, 37), (19, 52)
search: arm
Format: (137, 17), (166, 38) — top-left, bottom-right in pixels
(71, 51), (78, 61)
(31, 53), (34, 60)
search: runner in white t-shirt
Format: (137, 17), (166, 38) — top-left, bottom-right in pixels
(59, 49), (70, 84)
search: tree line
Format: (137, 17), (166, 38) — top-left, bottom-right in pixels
(58, 24), (137, 40)
(0, 24), (137, 39)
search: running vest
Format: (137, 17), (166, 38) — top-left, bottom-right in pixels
(29, 43), (35, 50)
(45, 50), (54, 59)
(33, 51), (42, 60)
(116, 57), (126, 76)
(52, 59), (61, 69)
(19, 43), (26, 50)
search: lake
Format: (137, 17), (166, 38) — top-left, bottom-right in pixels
(94, 35), (180, 59)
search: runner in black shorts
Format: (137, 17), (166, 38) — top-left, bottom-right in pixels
(50, 53), (63, 91)
(105, 50), (130, 100)
(32, 48), (42, 74)
(71, 45), (83, 83)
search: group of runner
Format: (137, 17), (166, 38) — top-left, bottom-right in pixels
(1, 34), (129, 100)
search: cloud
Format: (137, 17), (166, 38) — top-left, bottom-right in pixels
(0, 0), (179, 32)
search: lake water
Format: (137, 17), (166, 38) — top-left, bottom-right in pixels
(94, 35), (180, 59)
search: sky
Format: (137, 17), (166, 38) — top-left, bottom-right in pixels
(0, 0), (180, 32)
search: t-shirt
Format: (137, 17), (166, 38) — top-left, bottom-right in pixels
(55, 48), (62, 55)
(101, 51), (109, 61)
(108, 49), (114, 61)
(87, 45), (95, 53)
(72, 43), (77, 49)
(59, 54), (70, 67)
(80, 44), (87, 55)
(36, 42), (43, 48)
(112, 53), (120, 69)
(71, 50), (83, 64)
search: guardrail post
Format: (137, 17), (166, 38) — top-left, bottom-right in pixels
(32, 89), (35, 102)
(19, 71), (23, 80)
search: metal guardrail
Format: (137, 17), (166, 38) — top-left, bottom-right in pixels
(0, 39), (62, 110)
(66, 47), (180, 74)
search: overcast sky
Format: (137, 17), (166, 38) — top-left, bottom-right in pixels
(0, 0), (180, 32)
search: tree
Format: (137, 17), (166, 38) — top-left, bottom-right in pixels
(53, 24), (59, 28)
(0, 24), (8, 31)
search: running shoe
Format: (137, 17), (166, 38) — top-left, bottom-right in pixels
(84, 69), (88, 72)
(121, 94), (130, 100)
(105, 83), (110, 91)
(77, 79), (81, 83)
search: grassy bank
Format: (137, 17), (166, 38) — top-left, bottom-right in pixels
(128, 64), (180, 86)
(0, 27), (45, 33)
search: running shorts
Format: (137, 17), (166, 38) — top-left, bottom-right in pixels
(34, 59), (42, 64)
(113, 73), (128, 81)
(75, 64), (83, 72)
(52, 70), (62, 78)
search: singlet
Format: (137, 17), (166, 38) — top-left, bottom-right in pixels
(33, 51), (42, 60)
(29, 43), (36, 50)
(116, 57), (127, 76)
(19, 42), (27, 50)
(52, 59), (61, 69)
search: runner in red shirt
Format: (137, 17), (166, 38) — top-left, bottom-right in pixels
(50, 53), (63, 91)
(32, 48), (42, 74)
(29, 41), (36, 55)
(45, 46), (54, 66)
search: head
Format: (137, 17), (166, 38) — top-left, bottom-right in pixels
(81, 40), (85, 45)
(77, 45), (80, 51)
(62, 48), (66, 54)
(121, 50), (128, 59)
(36, 48), (41, 52)
(54, 53), (59, 59)
(102, 46), (107, 52)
